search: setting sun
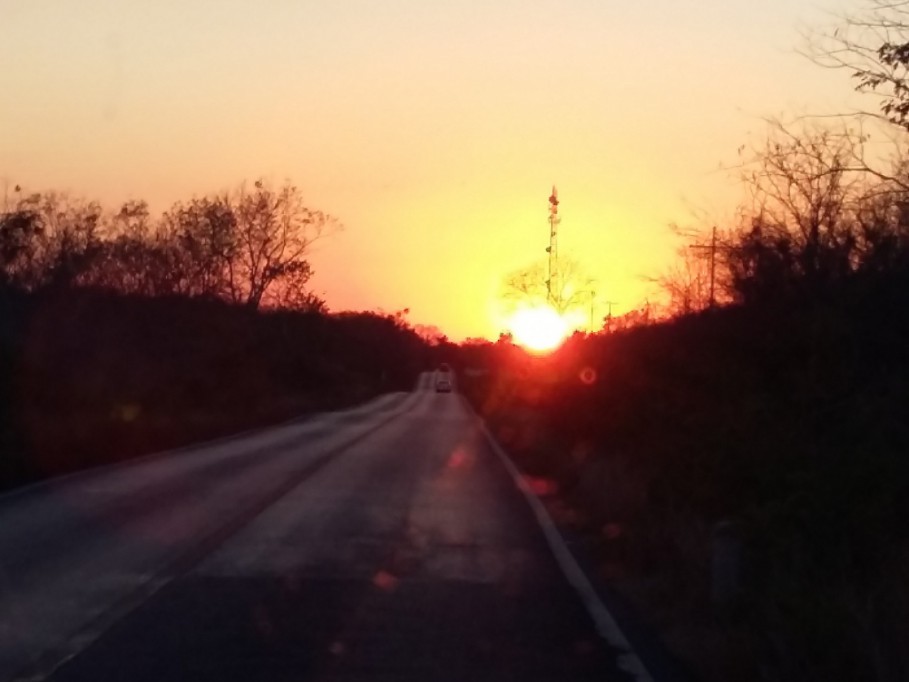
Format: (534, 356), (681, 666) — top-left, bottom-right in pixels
(508, 306), (569, 353)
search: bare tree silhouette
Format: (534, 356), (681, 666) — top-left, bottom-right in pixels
(503, 257), (594, 315)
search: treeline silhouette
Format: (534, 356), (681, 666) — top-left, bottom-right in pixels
(0, 180), (426, 490)
(459, 127), (909, 682)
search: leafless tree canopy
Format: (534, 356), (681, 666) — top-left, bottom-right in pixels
(503, 257), (594, 315)
(696, 122), (909, 305)
(0, 179), (337, 311)
(806, 1), (909, 129)
(657, 236), (716, 315)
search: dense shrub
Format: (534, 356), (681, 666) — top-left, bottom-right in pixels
(0, 287), (427, 490)
(459, 268), (909, 682)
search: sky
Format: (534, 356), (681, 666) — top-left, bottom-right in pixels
(0, 0), (868, 339)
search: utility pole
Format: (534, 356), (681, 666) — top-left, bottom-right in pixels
(689, 225), (718, 308)
(2, 180), (21, 213)
(603, 300), (618, 333)
(588, 287), (596, 331)
(545, 185), (560, 307)
(581, 278), (598, 332)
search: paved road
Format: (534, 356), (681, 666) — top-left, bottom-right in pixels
(0, 374), (636, 681)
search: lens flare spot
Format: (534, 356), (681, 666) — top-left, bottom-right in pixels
(372, 570), (400, 592)
(579, 367), (597, 385)
(446, 447), (472, 470)
(520, 475), (560, 497)
(602, 522), (624, 540)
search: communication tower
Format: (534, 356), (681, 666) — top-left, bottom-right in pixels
(546, 185), (560, 305)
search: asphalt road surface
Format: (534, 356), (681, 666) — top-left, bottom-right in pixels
(0, 373), (642, 682)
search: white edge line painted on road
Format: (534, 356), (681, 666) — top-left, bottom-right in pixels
(470, 410), (655, 682)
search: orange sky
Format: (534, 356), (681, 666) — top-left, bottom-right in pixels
(0, 0), (867, 339)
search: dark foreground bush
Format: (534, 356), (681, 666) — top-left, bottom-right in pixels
(0, 287), (427, 490)
(459, 272), (909, 682)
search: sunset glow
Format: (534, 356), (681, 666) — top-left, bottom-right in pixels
(0, 0), (865, 339)
(508, 306), (569, 353)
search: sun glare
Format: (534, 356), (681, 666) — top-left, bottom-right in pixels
(508, 306), (569, 353)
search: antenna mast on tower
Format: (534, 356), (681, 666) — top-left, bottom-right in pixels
(546, 185), (560, 306)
